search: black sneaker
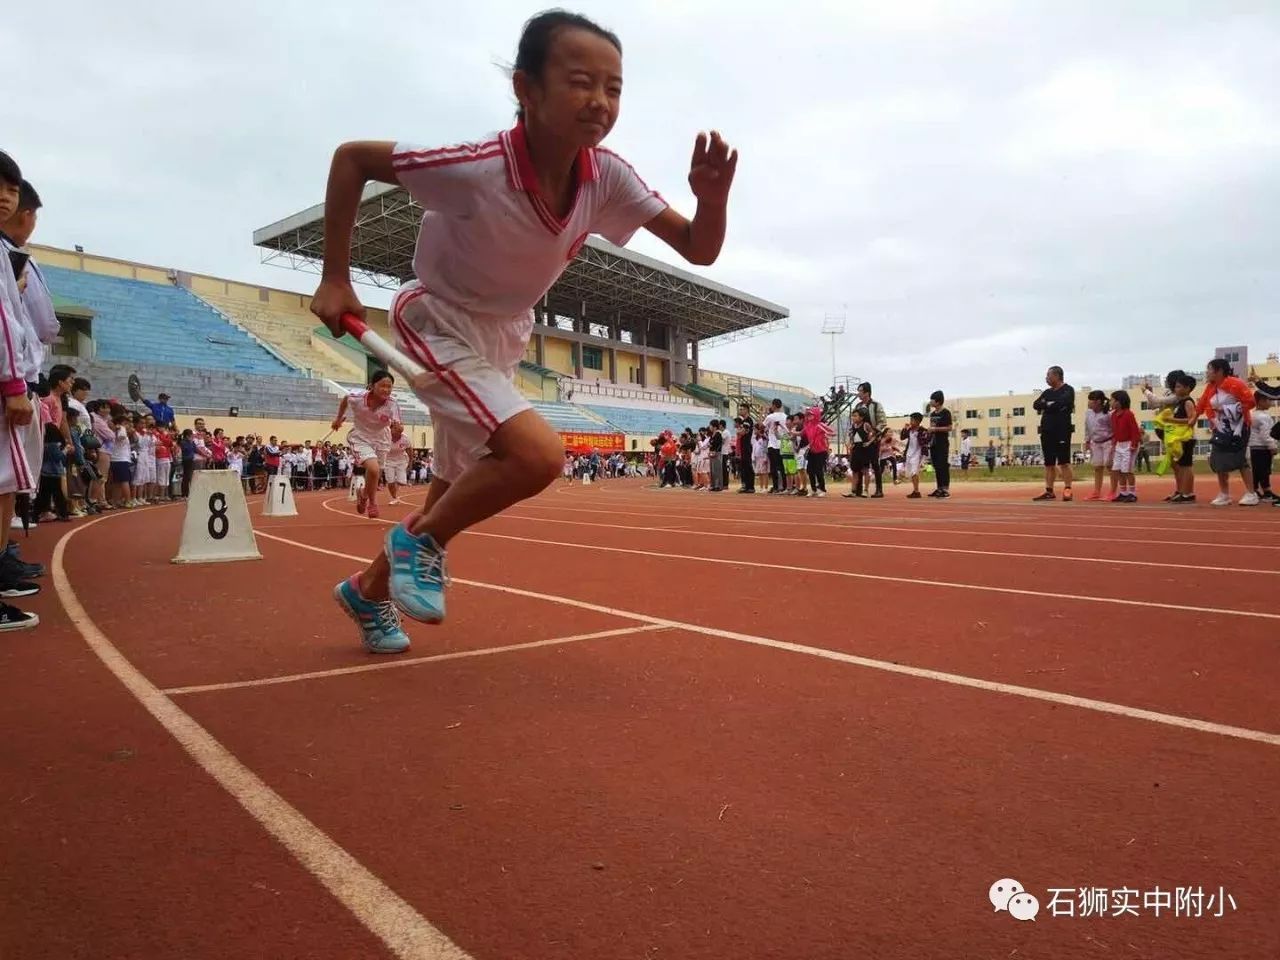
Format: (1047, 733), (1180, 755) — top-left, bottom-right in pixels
(1032, 490), (1055, 501)
(0, 577), (40, 599)
(0, 602), (38, 630)
(937, 490), (951, 498)
(0, 552), (42, 580)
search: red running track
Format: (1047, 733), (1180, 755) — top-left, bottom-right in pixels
(2, 476), (1277, 959)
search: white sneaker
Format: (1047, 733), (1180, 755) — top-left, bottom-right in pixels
(1240, 492), (1261, 506)
(1211, 493), (1232, 506)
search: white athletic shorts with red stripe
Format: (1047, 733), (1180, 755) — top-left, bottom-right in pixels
(383, 459), (409, 486)
(347, 431), (389, 469)
(0, 416), (35, 496)
(390, 282), (533, 484)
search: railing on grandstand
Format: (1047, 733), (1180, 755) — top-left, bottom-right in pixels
(724, 375), (755, 412)
(560, 378), (698, 406)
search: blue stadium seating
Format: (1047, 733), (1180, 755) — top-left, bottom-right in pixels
(43, 266), (299, 376)
(582, 405), (714, 437)
(529, 400), (608, 432)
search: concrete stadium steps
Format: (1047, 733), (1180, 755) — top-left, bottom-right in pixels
(199, 294), (358, 382)
(70, 359), (344, 421)
(42, 267), (298, 376)
(674, 382), (730, 410)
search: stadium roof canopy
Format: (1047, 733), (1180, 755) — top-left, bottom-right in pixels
(253, 183), (789, 347)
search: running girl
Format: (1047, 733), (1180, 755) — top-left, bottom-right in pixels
(331, 370), (402, 519)
(384, 423), (411, 504)
(310, 11), (737, 652)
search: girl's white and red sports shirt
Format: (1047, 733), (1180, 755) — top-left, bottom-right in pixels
(390, 120), (669, 317)
(384, 433), (412, 465)
(347, 388), (401, 441)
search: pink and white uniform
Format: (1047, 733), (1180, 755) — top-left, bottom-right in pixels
(0, 249), (34, 497)
(388, 120), (668, 482)
(346, 388), (402, 466)
(384, 433), (411, 487)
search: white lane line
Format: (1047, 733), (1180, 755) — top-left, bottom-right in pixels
(596, 486), (1280, 528)
(492, 512), (1278, 577)
(255, 530), (1280, 749)
(465, 531), (1280, 620)
(163, 625), (669, 696)
(510, 502), (1280, 551)
(51, 518), (475, 960)
(311, 499), (1280, 622)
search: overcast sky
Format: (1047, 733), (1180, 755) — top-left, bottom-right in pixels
(7, 1), (1278, 412)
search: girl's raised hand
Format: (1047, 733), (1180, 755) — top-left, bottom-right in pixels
(688, 131), (738, 206)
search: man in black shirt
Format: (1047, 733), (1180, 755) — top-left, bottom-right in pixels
(927, 390), (952, 498)
(736, 403), (755, 493)
(1032, 365), (1075, 501)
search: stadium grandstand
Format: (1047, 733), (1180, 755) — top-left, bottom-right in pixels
(251, 180), (808, 448)
(29, 195), (808, 451)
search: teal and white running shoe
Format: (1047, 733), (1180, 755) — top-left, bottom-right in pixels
(333, 575), (411, 654)
(384, 522), (449, 624)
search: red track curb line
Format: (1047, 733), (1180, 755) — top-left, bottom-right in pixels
(254, 530), (1280, 749)
(51, 516), (476, 960)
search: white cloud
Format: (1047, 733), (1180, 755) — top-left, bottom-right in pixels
(1002, 60), (1280, 169)
(7, 0), (1280, 414)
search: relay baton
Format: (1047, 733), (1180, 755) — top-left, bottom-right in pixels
(338, 312), (435, 393)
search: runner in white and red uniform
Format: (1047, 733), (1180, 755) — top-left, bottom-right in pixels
(311, 11), (737, 653)
(383, 423), (411, 504)
(330, 370), (401, 518)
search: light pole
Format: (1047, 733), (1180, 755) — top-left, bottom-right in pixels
(821, 313), (846, 387)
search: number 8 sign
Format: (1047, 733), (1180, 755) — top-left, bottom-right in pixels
(173, 468), (262, 564)
(208, 492), (230, 539)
